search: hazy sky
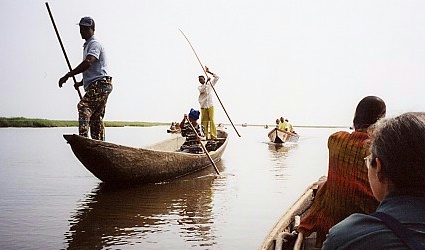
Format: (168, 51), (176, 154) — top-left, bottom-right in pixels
(2, 0), (425, 127)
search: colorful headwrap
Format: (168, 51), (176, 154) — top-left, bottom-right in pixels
(189, 108), (200, 120)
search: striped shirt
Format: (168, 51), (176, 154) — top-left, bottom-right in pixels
(180, 122), (205, 154)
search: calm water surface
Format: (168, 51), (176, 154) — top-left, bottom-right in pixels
(0, 126), (344, 249)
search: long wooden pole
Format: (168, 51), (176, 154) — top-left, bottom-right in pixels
(185, 117), (220, 175)
(179, 29), (241, 137)
(45, 2), (82, 100)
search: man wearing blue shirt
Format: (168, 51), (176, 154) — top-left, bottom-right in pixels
(59, 17), (112, 141)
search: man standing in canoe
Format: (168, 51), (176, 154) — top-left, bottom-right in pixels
(58, 16), (112, 141)
(198, 66), (219, 139)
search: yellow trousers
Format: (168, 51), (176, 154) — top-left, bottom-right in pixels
(201, 106), (217, 139)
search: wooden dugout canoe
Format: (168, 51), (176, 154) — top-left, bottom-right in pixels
(166, 128), (181, 134)
(268, 128), (300, 144)
(260, 176), (326, 250)
(63, 130), (228, 185)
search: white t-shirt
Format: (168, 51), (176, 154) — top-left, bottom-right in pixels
(198, 73), (219, 108)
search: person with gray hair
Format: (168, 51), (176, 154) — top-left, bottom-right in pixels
(322, 112), (425, 249)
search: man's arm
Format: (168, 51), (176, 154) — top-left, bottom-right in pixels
(205, 66), (216, 76)
(205, 66), (219, 85)
(58, 55), (97, 88)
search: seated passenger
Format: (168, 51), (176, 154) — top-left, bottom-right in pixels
(285, 119), (296, 134)
(297, 96), (386, 247)
(170, 122), (175, 130)
(179, 108), (205, 154)
(275, 118), (280, 128)
(322, 112), (425, 249)
(175, 122), (181, 131)
(278, 117), (289, 131)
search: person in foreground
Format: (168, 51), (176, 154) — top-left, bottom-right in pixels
(322, 112), (425, 250)
(198, 66), (219, 139)
(58, 17), (112, 141)
(179, 108), (205, 154)
(297, 96), (386, 246)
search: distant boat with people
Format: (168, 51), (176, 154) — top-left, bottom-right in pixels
(167, 122), (181, 134)
(269, 116), (298, 144)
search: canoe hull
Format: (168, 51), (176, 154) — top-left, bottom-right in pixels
(267, 128), (299, 144)
(166, 129), (181, 134)
(63, 130), (228, 184)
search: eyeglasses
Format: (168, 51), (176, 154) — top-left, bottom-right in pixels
(364, 154), (374, 169)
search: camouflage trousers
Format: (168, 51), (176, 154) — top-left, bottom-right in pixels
(77, 78), (113, 141)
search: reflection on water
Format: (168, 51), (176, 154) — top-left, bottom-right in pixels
(267, 142), (298, 159)
(65, 164), (222, 249)
(0, 126), (333, 249)
(267, 142), (299, 181)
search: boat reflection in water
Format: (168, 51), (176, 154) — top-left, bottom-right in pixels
(267, 142), (299, 181)
(64, 163), (223, 250)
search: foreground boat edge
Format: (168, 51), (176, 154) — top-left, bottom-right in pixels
(260, 176), (327, 250)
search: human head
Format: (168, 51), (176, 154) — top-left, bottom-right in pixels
(280, 117), (285, 123)
(198, 75), (206, 84)
(276, 119), (280, 124)
(79, 16), (95, 40)
(188, 108), (200, 121)
(368, 112), (425, 200)
(79, 16), (95, 29)
(353, 96), (386, 130)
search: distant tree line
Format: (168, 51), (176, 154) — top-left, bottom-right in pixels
(0, 117), (166, 128)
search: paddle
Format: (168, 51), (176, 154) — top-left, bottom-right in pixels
(179, 29), (241, 137)
(45, 2), (83, 100)
(184, 117), (220, 175)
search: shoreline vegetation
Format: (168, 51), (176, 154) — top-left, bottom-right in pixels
(0, 117), (348, 129)
(0, 117), (167, 128)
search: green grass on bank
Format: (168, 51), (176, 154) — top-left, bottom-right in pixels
(0, 117), (349, 128)
(0, 117), (167, 128)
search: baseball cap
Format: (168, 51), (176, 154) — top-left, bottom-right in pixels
(79, 16), (95, 27)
